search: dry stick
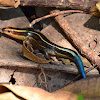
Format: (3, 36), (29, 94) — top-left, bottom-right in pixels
(50, 10), (100, 68)
(38, 66), (51, 91)
(29, 10), (83, 27)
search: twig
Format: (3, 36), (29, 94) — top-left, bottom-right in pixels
(29, 10), (83, 27)
(50, 10), (100, 68)
(38, 65), (51, 92)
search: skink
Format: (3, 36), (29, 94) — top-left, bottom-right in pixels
(2, 26), (86, 78)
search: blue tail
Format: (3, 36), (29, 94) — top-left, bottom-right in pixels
(74, 55), (86, 78)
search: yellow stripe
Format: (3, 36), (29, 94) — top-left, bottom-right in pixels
(28, 36), (46, 49)
(29, 31), (76, 56)
(8, 29), (27, 32)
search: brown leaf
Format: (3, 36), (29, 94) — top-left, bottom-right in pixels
(22, 41), (52, 63)
(90, 6), (100, 17)
(90, 2), (100, 17)
(0, 92), (19, 100)
(0, 84), (78, 100)
(0, 0), (20, 8)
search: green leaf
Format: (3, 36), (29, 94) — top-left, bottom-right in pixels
(77, 94), (84, 100)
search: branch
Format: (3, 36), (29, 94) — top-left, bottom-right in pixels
(20, 0), (98, 11)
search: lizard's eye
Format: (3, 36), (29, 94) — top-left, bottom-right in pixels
(7, 30), (10, 33)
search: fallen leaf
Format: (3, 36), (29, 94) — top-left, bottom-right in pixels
(0, 0), (20, 8)
(23, 40), (52, 63)
(0, 84), (79, 100)
(96, 2), (100, 12)
(90, 2), (100, 17)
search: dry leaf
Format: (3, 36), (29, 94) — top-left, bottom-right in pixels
(0, 84), (80, 100)
(0, 92), (19, 100)
(96, 2), (100, 12)
(0, 0), (20, 8)
(23, 41), (52, 63)
(90, 2), (100, 17)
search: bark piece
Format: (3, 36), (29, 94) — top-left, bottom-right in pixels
(20, 0), (98, 11)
